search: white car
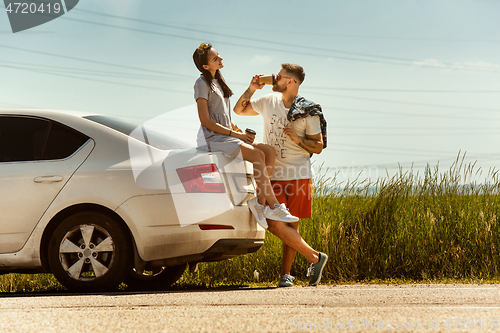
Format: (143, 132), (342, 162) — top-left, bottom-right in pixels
(0, 110), (264, 291)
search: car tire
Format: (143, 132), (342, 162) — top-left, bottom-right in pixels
(125, 264), (186, 291)
(47, 211), (132, 292)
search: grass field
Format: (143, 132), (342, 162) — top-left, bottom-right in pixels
(181, 156), (500, 286)
(2, 156), (500, 292)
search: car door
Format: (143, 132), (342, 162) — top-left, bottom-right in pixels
(0, 115), (94, 253)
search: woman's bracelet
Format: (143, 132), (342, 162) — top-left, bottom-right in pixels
(228, 129), (232, 136)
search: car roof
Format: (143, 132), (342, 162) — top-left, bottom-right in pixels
(0, 109), (191, 151)
(0, 109), (130, 142)
(0, 109), (94, 119)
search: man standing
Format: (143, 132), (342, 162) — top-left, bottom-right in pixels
(234, 63), (328, 286)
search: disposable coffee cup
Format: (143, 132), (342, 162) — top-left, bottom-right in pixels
(259, 74), (275, 85)
(245, 128), (256, 140)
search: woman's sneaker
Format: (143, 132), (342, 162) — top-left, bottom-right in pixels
(247, 197), (268, 229)
(264, 204), (299, 223)
(278, 274), (295, 287)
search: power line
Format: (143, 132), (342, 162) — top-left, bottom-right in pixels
(331, 147), (455, 158)
(120, 16), (500, 44)
(307, 86), (500, 93)
(2, 58), (498, 107)
(73, 9), (417, 63)
(332, 125), (499, 131)
(0, 56), (497, 117)
(269, 33), (500, 44)
(230, 79), (500, 94)
(328, 144), (500, 164)
(232, 81), (500, 114)
(0, 62), (193, 95)
(0, 44), (191, 77)
(331, 130), (500, 137)
(314, 92), (500, 113)
(331, 155), (499, 171)
(0, 61), (191, 81)
(317, 143), (500, 175)
(0, 45), (200, 94)
(75, 9), (500, 72)
(1, 27), (498, 114)
(323, 106), (499, 121)
(57, 16), (413, 68)
(337, 143), (468, 155)
(0, 101), (37, 108)
(63, 11), (500, 74)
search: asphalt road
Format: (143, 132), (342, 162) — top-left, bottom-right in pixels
(1, 284), (499, 332)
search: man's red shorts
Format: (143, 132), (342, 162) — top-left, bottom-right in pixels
(271, 179), (313, 219)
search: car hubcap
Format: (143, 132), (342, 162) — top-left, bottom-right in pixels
(59, 224), (115, 281)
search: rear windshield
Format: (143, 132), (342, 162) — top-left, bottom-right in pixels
(84, 115), (190, 150)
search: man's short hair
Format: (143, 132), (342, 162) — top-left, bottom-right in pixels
(281, 63), (305, 84)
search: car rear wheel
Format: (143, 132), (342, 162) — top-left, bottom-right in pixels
(48, 211), (132, 292)
(125, 264), (186, 291)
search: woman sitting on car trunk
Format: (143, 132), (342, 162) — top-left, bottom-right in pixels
(192, 43), (298, 225)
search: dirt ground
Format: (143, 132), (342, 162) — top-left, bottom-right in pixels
(1, 284), (499, 332)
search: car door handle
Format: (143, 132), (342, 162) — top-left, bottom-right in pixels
(34, 176), (64, 183)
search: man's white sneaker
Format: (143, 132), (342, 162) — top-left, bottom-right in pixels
(247, 197), (268, 229)
(264, 203), (299, 223)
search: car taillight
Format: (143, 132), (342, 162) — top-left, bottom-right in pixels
(199, 225), (234, 230)
(176, 164), (226, 193)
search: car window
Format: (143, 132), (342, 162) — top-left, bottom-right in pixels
(84, 115), (190, 150)
(43, 122), (90, 160)
(0, 116), (89, 163)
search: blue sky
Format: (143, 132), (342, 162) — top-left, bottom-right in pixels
(1, 0), (500, 183)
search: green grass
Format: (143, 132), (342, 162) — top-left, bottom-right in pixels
(2, 154), (500, 292)
(0, 273), (64, 293)
(179, 155), (500, 286)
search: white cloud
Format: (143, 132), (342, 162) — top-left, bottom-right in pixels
(450, 61), (500, 72)
(412, 59), (447, 69)
(412, 59), (500, 73)
(248, 55), (273, 66)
